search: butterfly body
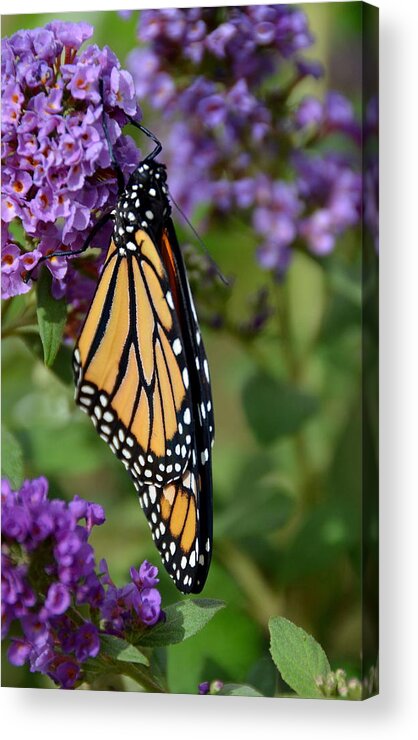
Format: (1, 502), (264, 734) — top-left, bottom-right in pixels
(113, 161), (171, 253)
(72, 152), (214, 593)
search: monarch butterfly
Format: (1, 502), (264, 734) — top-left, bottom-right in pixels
(28, 92), (215, 594)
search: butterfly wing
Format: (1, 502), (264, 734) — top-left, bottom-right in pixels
(73, 230), (194, 488)
(136, 222), (213, 593)
(73, 224), (214, 594)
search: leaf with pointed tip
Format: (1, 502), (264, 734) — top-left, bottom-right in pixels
(242, 373), (319, 445)
(36, 268), (67, 367)
(100, 634), (149, 666)
(138, 599), (225, 647)
(269, 617), (330, 698)
(218, 683), (264, 697)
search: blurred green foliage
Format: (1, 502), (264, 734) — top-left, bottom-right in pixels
(1, 4), (376, 695)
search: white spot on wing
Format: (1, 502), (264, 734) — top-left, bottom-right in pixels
(173, 338), (182, 356)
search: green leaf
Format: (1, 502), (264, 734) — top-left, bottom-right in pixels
(216, 454), (294, 539)
(100, 634), (149, 666)
(269, 617), (331, 698)
(246, 655), (278, 697)
(216, 484), (293, 539)
(36, 268), (67, 367)
(242, 373), (319, 444)
(82, 655), (164, 693)
(287, 252), (326, 353)
(218, 683), (264, 697)
(138, 599), (225, 647)
(1, 425), (24, 488)
(279, 500), (359, 583)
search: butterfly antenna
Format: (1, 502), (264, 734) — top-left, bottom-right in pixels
(169, 192), (229, 286)
(99, 79), (125, 194)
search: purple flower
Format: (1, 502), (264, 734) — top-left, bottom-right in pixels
(136, 588), (162, 626)
(53, 660), (81, 689)
(85, 501), (106, 532)
(45, 20), (93, 50)
(74, 622), (100, 662)
(8, 639), (32, 666)
(295, 153), (361, 257)
(206, 23), (236, 57)
(68, 495), (88, 520)
(197, 94), (226, 128)
(324, 91), (354, 129)
(21, 614), (49, 647)
(257, 241), (292, 278)
(295, 97), (324, 129)
(29, 643), (55, 674)
(45, 583), (71, 616)
(2, 21), (140, 311)
(109, 67), (138, 117)
(234, 178), (257, 209)
(123, 5), (360, 282)
(2, 476), (163, 688)
(130, 560), (159, 589)
(2, 504), (32, 542)
(100, 559), (162, 631)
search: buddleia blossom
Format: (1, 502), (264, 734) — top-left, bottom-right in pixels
(1, 21), (141, 312)
(126, 5), (361, 278)
(2, 476), (162, 689)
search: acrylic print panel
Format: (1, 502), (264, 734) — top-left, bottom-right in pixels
(1, 3), (378, 699)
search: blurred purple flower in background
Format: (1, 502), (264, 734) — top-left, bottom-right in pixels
(125, 5), (362, 279)
(1, 21), (141, 323)
(1, 7), (365, 329)
(2, 476), (162, 689)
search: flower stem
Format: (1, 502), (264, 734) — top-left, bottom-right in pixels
(218, 541), (283, 627)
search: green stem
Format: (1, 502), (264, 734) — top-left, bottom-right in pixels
(2, 322), (38, 339)
(275, 280), (300, 381)
(218, 541), (283, 628)
(83, 654), (167, 693)
(1, 299), (37, 339)
(116, 661), (167, 693)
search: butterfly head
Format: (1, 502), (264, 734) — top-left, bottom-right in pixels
(114, 160), (171, 250)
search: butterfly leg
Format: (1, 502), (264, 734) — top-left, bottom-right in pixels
(125, 116), (162, 162)
(23, 211), (113, 284)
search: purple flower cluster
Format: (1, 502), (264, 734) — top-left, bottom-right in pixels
(99, 559), (161, 634)
(125, 6), (361, 278)
(295, 153), (361, 256)
(2, 476), (161, 689)
(133, 5), (313, 84)
(1, 21), (140, 310)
